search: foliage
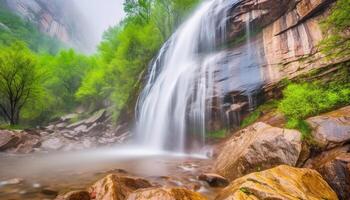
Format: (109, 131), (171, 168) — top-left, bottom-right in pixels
(319, 0), (350, 58)
(240, 100), (279, 128)
(278, 83), (350, 120)
(35, 49), (97, 122)
(207, 129), (227, 139)
(278, 75), (350, 139)
(0, 2), (63, 54)
(0, 42), (43, 125)
(78, 0), (200, 118)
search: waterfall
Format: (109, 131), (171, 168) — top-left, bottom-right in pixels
(135, 0), (261, 152)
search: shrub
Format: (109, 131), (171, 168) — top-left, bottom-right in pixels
(278, 81), (350, 139)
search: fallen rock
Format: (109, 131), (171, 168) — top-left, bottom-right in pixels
(214, 122), (302, 181)
(307, 106), (350, 149)
(198, 173), (229, 187)
(55, 190), (90, 200)
(127, 187), (207, 200)
(304, 144), (350, 200)
(215, 165), (338, 200)
(89, 174), (152, 200)
(0, 130), (21, 151)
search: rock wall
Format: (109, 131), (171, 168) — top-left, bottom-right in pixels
(209, 0), (349, 130)
(3, 0), (94, 53)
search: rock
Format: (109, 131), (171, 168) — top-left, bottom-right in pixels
(55, 190), (90, 200)
(127, 187), (207, 200)
(67, 120), (85, 129)
(214, 122), (302, 181)
(198, 173), (229, 187)
(0, 130), (21, 151)
(56, 122), (68, 129)
(41, 138), (64, 150)
(0, 178), (24, 186)
(307, 106), (350, 149)
(304, 144), (350, 200)
(215, 165), (338, 200)
(60, 113), (78, 122)
(74, 125), (88, 133)
(14, 133), (41, 153)
(85, 109), (106, 125)
(42, 187), (59, 196)
(89, 174), (152, 200)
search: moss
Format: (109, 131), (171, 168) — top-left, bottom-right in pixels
(239, 187), (252, 195)
(207, 129), (227, 139)
(240, 100), (279, 128)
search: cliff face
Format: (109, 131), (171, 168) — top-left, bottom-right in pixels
(3, 0), (94, 53)
(207, 0), (349, 130)
(224, 0), (345, 83)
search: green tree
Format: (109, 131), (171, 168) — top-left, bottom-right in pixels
(0, 42), (42, 125)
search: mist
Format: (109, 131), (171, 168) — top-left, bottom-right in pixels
(72, 0), (125, 52)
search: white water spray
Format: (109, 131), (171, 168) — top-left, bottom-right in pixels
(135, 0), (263, 152)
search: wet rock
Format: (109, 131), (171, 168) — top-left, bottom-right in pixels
(0, 130), (21, 151)
(89, 174), (152, 200)
(41, 138), (64, 150)
(215, 165), (338, 200)
(42, 187), (59, 196)
(307, 106), (350, 149)
(198, 173), (229, 187)
(55, 190), (90, 200)
(127, 187), (207, 200)
(214, 122), (302, 181)
(0, 178), (24, 186)
(304, 144), (350, 200)
(14, 133), (41, 153)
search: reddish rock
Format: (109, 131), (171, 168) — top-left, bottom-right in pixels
(215, 165), (338, 200)
(127, 187), (207, 200)
(214, 122), (302, 181)
(55, 190), (90, 200)
(304, 145), (350, 200)
(0, 130), (21, 151)
(89, 174), (152, 200)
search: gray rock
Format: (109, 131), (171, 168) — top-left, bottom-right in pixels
(307, 106), (350, 149)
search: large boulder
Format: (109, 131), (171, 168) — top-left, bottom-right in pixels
(304, 144), (350, 200)
(127, 187), (207, 200)
(0, 130), (21, 151)
(214, 122), (302, 181)
(307, 106), (350, 149)
(215, 165), (338, 200)
(89, 174), (152, 200)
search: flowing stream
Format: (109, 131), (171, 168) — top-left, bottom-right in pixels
(136, 0), (263, 152)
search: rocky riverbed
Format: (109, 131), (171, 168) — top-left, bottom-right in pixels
(0, 106), (349, 200)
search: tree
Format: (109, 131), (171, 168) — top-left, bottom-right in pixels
(0, 42), (42, 125)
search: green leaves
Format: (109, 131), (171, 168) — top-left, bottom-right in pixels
(319, 0), (350, 58)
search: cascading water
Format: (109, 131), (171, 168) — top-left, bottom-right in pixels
(136, 0), (263, 152)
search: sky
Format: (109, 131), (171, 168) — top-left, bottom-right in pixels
(72, 0), (125, 51)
